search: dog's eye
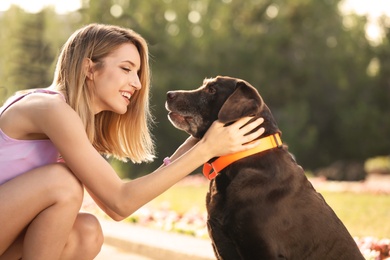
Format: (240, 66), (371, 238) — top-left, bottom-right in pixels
(207, 86), (216, 94)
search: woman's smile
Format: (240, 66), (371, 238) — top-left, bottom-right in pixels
(121, 91), (132, 104)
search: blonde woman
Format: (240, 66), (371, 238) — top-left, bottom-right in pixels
(0, 24), (264, 259)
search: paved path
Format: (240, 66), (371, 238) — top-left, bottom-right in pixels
(96, 244), (153, 260)
(94, 218), (215, 260)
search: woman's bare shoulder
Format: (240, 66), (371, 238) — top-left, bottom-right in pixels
(0, 93), (75, 139)
(24, 93), (86, 137)
(28, 94), (99, 166)
(23, 92), (69, 113)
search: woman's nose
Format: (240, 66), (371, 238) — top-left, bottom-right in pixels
(130, 74), (142, 90)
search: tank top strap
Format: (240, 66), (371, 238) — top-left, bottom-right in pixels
(32, 89), (66, 101)
(0, 88), (65, 116)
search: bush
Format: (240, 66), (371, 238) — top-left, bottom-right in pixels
(365, 156), (390, 175)
(314, 160), (366, 181)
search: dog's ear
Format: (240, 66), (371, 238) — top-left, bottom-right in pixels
(218, 81), (263, 124)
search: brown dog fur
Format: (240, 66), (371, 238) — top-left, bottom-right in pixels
(166, 76), (364, 260)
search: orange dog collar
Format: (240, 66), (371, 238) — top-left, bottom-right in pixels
(203, 133), (282, 180)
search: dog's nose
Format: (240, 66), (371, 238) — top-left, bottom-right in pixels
(167, 91), (176, 100)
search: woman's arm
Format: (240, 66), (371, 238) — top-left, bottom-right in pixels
(159, 136), (199, 167)
(29, 97), (264, 220)
(85, 187), (124, 220)
(113, 118), (265, 218)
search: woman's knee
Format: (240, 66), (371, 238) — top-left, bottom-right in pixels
(62, 213), (104, 259)
(76, 213), (104, 244)
(45, 163), (84, 206)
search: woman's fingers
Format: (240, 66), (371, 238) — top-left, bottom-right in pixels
(234, 116), (264, 132)
(201, 116), (266, 158)
(232, 117), (265, 142)
(243, 126), (265, 145)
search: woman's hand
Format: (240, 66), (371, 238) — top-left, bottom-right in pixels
(200, 117), (265, 158)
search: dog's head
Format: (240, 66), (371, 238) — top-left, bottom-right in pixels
(165, 76), (279, 139)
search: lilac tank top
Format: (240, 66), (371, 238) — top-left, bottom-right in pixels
(0, 89), (64, 185)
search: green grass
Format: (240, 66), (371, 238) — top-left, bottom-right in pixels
(149, 182), (390, 239)
(149, 184), (209, 214)
(320, 191), (390, 239)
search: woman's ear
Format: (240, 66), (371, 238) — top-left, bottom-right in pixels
(83, 58), (94, 80)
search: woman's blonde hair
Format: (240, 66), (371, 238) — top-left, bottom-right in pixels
(52, 23), (155, 163)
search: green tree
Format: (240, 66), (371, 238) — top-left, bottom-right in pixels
(0, 6), (63, 100)
(367, 17), (390, 158)
(0, 6), (27, 101)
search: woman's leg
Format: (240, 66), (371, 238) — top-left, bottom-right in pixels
(60, 213), (104, 260)
(1, 213), (104, 260)
(0, 229), (25, 260)
(0, 163), (103, 260)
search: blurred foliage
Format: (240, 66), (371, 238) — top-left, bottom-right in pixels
(0, 0), (389, 178)
(365, 155), (390, 174)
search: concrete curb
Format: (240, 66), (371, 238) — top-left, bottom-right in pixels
(99, 219), (215, 260)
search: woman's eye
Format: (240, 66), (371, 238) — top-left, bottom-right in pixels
(122, 67), (131, 72)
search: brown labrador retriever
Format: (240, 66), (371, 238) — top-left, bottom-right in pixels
(165, 76), (364, 260)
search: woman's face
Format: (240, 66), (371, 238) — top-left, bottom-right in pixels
(89, 43), (142, 114)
